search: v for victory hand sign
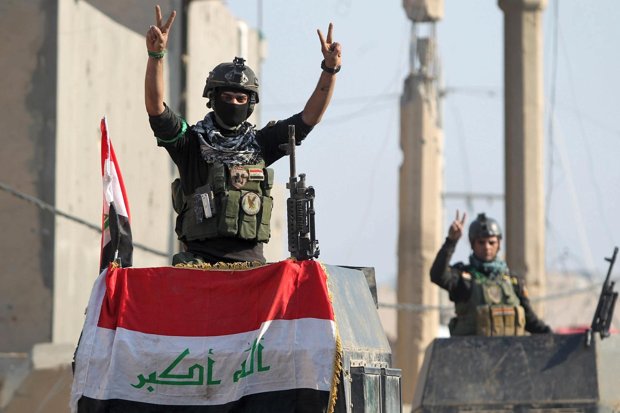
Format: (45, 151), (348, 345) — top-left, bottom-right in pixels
(146, 5), (176, 53)
(317, 23), (342, 70)
(448, 210), (467, 242)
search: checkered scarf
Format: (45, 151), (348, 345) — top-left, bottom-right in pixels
(469, 254), (509, 279)
(192, 113), (262, 166)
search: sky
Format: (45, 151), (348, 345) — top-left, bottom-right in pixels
(223, 0), (620, 287)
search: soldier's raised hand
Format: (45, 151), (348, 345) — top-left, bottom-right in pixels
(146, 5), (176, 54)
(447, 210), (467, 242)
(317, 23), (342, 71)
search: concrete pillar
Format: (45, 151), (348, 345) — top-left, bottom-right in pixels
(397, 32), (443, 403)
(498, 0), (547, 310)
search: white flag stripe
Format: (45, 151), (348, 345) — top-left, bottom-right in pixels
(101, 117), (128, 218)
(102, 160), (128, 218)
(70, 269), (109, 412)
(79, 319), (336, 406)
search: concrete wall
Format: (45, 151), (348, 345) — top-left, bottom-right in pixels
(0, 0), (279, 353)
(0, 0), (57, 352)
(53, 0), (177, 346)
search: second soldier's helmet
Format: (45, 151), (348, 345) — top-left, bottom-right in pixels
(468, 213), (502, 244)
(203, 57), (259, 113)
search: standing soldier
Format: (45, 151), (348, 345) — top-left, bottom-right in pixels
(430, 211), (552, 336)
(144, 6), (342, 265)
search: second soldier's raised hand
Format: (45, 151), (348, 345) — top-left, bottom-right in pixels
(448, 210), (467, 242)
(317, 23), (342, 70)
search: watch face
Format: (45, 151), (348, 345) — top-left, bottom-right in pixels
(230, 166), (249, 189)
(241, 192), (261, 216)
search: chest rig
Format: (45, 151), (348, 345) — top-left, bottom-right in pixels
(450, 269), (525, 337)
(172, 161), (274, 243)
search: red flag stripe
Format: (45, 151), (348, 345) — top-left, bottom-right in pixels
(100, 117), (110, 173)
(100, 117), (130, 219)
(97, 260), (334, 337)
(100, 116), (134, 271)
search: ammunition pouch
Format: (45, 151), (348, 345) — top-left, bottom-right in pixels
(451, 270), (525, 337)
(475, 305), (525, 336)
(171, 162), (274, 243)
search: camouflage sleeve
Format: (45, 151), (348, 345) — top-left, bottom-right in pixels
(430, 238), (471, 301)
(511, 276), (553, 334)
(256, 112), (314, 166)
(148, 103), (189, 148)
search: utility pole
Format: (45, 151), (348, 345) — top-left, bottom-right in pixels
(498, 0), (547, 311)
(397, 0), (444, 404)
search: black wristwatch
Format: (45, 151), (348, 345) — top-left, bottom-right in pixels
(321, 60), (341, 74)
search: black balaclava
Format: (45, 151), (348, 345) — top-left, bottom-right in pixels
(212, 89), (251, 130)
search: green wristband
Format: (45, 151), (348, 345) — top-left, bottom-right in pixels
(148, 50), (166, 59)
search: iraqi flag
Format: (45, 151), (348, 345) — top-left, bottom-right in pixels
(100, 117), (133, 271)
(70, 260), (340, 413)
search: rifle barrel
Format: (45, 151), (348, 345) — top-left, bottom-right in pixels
(288, 125), (296, 179)
(604, 247), (618, 283)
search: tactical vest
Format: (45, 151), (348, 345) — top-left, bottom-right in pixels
(449, 269), (526, 337)
(171, 161), (274, 243)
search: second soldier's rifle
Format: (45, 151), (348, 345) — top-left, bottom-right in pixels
(586, 246), (618, 346)
(279, 125), (320, 261)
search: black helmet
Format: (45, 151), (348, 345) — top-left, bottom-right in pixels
(468, 213), (502, 244)
(203, 57), (259, 104)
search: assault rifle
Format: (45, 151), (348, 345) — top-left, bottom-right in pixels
(280, 125), (320, 261)
(586, 246), (618, 346)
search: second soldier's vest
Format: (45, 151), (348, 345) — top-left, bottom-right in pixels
(449, 269), (526, 337)
(172, 161), (274, 243)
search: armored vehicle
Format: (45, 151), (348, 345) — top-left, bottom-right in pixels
(412, 248), (620, 413)
(412, 333), (620, 412)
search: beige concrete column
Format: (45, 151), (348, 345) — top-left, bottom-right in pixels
(498, 0), (547, 310)
(397, 35), (443, 403)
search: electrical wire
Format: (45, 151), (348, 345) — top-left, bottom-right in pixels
(446, 100), (473, 211)
(2, 182), (608, 311)
(547, 4), (614, 268)
(545, 0), (559, 232)
(560, 35), (615, 247)
(379, 279), (609, 312)
(262, 85), (498, 112)
(341, 99), (399, 262)
(553, 121), (596, 270)
(261, 92), (400, 110)
(0, 181), (168, 258)
(33, 367), (71, 413)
